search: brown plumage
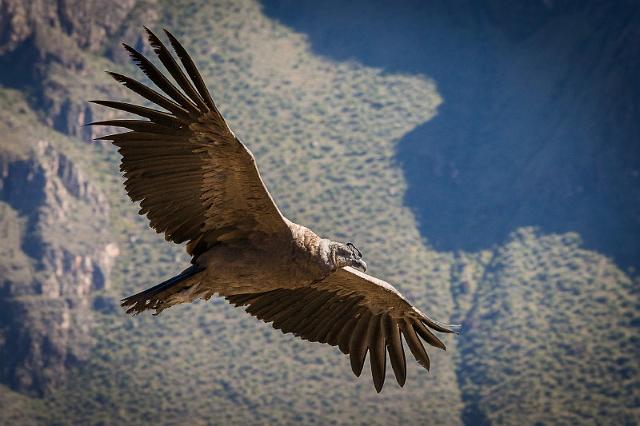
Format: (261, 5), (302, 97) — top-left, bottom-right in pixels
(91, 28), (460, 392)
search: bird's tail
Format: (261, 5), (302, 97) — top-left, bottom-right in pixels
(121, 265), (206, 315)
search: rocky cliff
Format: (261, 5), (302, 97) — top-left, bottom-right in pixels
(0, 0), (159, 140)
(0, 95), (117, 394)
(0, 2), (149, 394)
(0, 0), (637, 424)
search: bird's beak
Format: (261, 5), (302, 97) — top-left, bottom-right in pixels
(353, 259), (367, 272)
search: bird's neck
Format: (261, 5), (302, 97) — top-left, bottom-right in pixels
(286, 221), (334, 275)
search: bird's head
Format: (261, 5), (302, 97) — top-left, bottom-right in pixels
(329, 242), (367, 272)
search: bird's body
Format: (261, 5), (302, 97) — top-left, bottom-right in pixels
(92, 28), (459, 392)
(163, 221), (332, 308)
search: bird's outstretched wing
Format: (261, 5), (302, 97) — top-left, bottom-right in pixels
(226, 267), (460, 392)
(90, 28), (288, 256)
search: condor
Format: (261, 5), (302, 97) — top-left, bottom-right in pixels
(91, 28), (459, 392)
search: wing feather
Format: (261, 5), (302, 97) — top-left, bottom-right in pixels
(326, 298), (362, 346)
(163, 29), (217, 111)
(309, 298), (345, 342)
(338, 317), (361, 355)
(368, 314), (387, 392)
(144, 27), (209, 111)
(349, 311), (371, 377)
(414, 317), (446, 350)
(106, 71), (192, 119)
(90, 100), (183, 126)
(385, 315), (407, 387)
(401, 319), (430, 371)
(88, 120), (174, 133)
(122, 42), (198, 111)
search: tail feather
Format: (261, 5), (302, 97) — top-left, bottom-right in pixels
(121, 265), (204, 315)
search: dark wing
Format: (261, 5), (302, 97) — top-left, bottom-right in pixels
(90, 28), (289, 256)
(226, 267), (460, 392)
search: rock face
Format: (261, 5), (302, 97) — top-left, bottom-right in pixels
(0, 0), (158, 140)
(0, 0), (140, 55)
(0, 0), (637, 423)
(0, 0), (151, 399)
(0, 140), (116, 395)
(0, 12), (145, 395)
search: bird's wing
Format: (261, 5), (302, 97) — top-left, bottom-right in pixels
(226, 267), (460, 392)
(90, 28), (289, 256)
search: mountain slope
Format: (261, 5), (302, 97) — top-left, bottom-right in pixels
(0, 0), (462, 424)
(453, 229), (639, 424)
(0, 0), (637, 425)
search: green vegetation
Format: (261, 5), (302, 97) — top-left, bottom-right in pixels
(0, 0), (637, 424)
(454, 229), (639, 424)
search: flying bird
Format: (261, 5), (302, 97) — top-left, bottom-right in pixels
(90, 28), (459, 392)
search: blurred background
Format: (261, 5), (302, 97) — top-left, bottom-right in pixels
(0, 0), (638, 424)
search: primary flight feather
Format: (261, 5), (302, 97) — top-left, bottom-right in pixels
(91, 28), (459, 392)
